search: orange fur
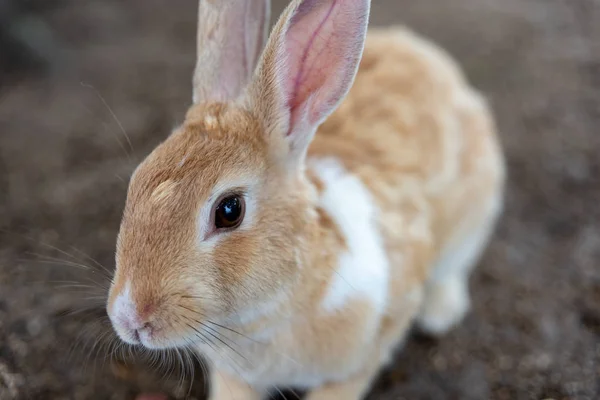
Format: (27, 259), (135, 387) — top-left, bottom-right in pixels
(107, 1), (505, 398)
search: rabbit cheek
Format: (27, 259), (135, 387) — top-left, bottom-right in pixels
(210, 228), (297, 319)
(209, 232), (261, 305)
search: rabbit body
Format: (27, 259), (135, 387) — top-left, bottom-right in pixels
(106, 1), (504, 399)
(204, 27), (505, 400)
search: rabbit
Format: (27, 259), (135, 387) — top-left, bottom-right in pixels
(106, 0), (505, 399)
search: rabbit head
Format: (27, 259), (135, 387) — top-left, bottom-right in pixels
(107, 0), (370, 349)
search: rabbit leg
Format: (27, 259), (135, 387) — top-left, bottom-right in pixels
(304, 364), (380, 400)
(417, 195), (502, 336)
(209, 369), (263, 400)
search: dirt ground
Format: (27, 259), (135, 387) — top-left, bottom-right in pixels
(0, 0), (599, 399)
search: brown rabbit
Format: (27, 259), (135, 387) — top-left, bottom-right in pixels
(106, 0), (505, 398)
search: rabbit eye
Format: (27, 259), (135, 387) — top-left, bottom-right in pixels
(214, 195), (245, 229)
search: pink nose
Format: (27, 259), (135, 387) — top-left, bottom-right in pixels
(125, 319), (153, 342)
(110, 286), (155, 344)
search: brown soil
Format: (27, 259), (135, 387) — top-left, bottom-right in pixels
(1, 0), (598, 399)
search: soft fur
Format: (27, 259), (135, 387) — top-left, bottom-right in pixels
(106, 0), (505, 399)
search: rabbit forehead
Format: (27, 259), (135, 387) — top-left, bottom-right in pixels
(127, 103), (268, 209)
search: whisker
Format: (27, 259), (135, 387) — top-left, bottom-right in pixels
(274, 387), (290, 400)
(43, 277), (109, 294)
(81, 82), (135, 155)
(106, 337), (118, 365)
(25, 253), (93, 271)
(181, 315), (252, 376)
(184, 322), (219, 355)
(19, 236), (101, 271)
(180, 295), (211, 300)
(173, 348), (186, 391)
(205, 318), (264, 344)
(66, 322), (95, 364)
(67, 245), (113, 277)
(114, 173), (127, 185)
(177, 347), (191, 397)
(198, 314), (303, 369)
(100, 120), (131, 163)
(21, 255), (111, 289)
(81, 295), (108, 303)
(165, 349), (177, 386)
(127, 343), (135, 364)
(180, 348), (193, 396)
(54, 305), (108, 320)
(177, 302), (304, 372)
(27, 256), (112, 285)
(97, 330), (118, 370)
(199, 357), (210, 397)
(55, 283), (106, 292)
(175, 313), (210, 395)
(176, 303), (262, 344)
(83, 326), (111, 372)
(199, 323), (251, 364)
(181, 341), (203, 397)
(181, 313), (242, 350)
(187, 347), (209, 398)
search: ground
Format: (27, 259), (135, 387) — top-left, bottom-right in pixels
(0, 0), (599, 399)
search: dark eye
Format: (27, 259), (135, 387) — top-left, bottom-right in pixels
(214, 195), (245, 229)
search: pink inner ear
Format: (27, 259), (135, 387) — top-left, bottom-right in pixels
(279, 0), (368, 135)
(287, 1), (337, 112)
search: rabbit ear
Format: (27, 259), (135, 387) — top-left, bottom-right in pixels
(192, 0), (271, 104)
(246, 0), (370, 166)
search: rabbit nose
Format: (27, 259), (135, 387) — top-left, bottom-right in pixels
(115, 302), (155, 342)
(129, 320), (152, 334)
(132, 322), (153, 342)
(109, 283), (156, 343)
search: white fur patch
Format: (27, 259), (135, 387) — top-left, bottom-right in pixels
(150, 180), (178, 203)
(109, 281), (141, 343)
(112, 281), (134, 321)
(310, 158), (389, 314)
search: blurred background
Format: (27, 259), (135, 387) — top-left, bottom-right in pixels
(0, 0), (599, 399)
